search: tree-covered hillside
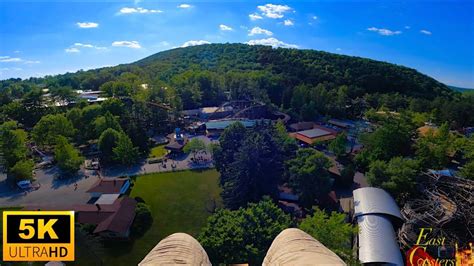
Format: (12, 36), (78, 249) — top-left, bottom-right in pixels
(136, 43), (451, 99)
(1, 43), (472, 127)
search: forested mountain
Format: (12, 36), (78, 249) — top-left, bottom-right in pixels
(1, 43), (473, 128)
(136, 43), (452, 99)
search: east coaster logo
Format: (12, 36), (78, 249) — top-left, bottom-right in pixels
(2, 211), (74, 261)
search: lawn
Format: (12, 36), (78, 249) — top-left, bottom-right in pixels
(100, 169), (222, 266)
(148, 144), (168, 158)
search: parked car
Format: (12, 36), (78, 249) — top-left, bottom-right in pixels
(17, 180), (32, 189)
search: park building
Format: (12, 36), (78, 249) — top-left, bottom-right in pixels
(288, 122), (340, 145)
(205, 119), (257, 137)
(353, 187), (404, 265)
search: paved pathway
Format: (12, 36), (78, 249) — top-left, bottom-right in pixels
(0, 166), (100, 207)
(101, 135), (215, 178)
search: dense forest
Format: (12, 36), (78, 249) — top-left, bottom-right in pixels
(1, 43), (473, 128)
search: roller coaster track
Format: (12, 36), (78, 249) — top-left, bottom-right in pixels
(207, 100), (261, 120)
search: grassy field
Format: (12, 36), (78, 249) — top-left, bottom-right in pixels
(148, 144), (168, 158)
(100, 169), (222, 266)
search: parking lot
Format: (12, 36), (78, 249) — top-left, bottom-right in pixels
(0, 166), (99, 208)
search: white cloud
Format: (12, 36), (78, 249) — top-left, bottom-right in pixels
(420, 29), (432, 35)
(219, 24), (233, 31)
(74, 43), (94, 48)
(248, 27), (273, 36)
(119, 7), (162, 14)
(257, 4), (292, 19)
(0, 56), (40, 64)
(65, 48), (80, 53)
(178, 4), (192, 9)
(72, 43), (107, 50)
(159, 41), (170, 46)
(312, 16), (318, 20)
(284, 19), (294, 26)
(249, 13), (263, 20)
(246, 37), (298, 48)
(336, 48), (342, 51)
(405, 26), (411, 29)
(0, 56), (22, 62)
(181, 40), (211, 48)
(76, 22), (99, 28)
(112, 41), (141, 48)
(367, 27), (402, 36)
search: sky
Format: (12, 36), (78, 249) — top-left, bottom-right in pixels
(0, 0), (473, 88)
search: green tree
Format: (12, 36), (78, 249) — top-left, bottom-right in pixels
(32, 114), (75, 146)
(339, 164), (355, 187)
(54, 136), (84, 174)
(287, 148), (333, 209)
(1, 102), (28, 125)
(99, 81), (133, 97)
(183, 138), (207, 158)
(198, 197), (291, 265)
(81, 105), (103, 140)
(131, 203), (153, 236)
(355, 115), (414, 169)
(459, 160), (474, 180)
(93, 112), (122, 137)
(101, 98), (125, 116)
(98, 128), (122, 163)
(299, 207), (357, 261)
(217, 122), (285, 209)
(113, 133), (139, 165)
(367, 157), (419, 202)
(123, 117), (150, 154)
(415, 123), (456, 169)
(273, 120), (298, 159)
(213, 122), (248, 175)
(0, 121), (28, 169)
(66, 108), (83, 130)
(50, 86), (77, 104)
(328, 132), (347, 158)
(10, 159), (34, 181)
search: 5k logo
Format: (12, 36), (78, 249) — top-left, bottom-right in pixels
(2, 211), (75, 261)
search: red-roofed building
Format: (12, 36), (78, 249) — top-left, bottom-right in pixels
(87, 178), (130, 197)
(25, 196), (138, 239)
(291, 125), (339, 145)
(75, 197), (137, 238)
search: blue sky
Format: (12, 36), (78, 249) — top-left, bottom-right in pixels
(1, 0), (473, 88)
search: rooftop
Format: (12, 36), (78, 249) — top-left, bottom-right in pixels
(353, 187), (402, 220)
(205, 120), (257, 130)
(297, 128), (332, 139)
(95, 193), (121, 205)
(289, 122), (314, 131)
(93, 197), (137, 234)
(86, 178), (129, 194)
(357, 214), (404, 265)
